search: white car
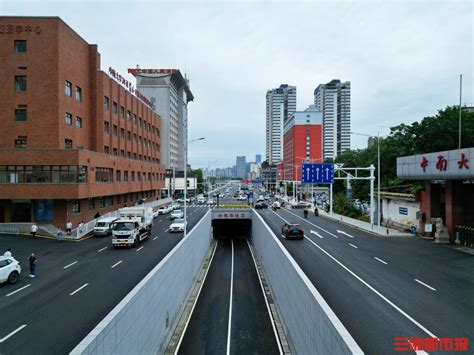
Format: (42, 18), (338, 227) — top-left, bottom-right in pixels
(169, 218), (187, 232)
(237, 195), (247, 201)
(157, 206), (171, 215)
(170, 209), (184, 220)
(207, 199), (215, 205)
(152, 210), (159, 218)
(258, 195), (265, 202)
(0, 256), (21, 284)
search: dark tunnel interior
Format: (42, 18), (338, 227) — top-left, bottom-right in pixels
(212, 219), (252, 240)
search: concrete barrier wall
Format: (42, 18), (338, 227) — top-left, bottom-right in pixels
(71, 210), (212, 354)
(251, 211), (363, 355)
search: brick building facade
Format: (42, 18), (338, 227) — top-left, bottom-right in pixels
(0, 17), (166, 227)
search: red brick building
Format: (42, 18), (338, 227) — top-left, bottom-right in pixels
(282, 105), (323, 181)
(0, 17), (166, 227)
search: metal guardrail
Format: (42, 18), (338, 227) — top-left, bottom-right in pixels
(455, 226), (474, 248)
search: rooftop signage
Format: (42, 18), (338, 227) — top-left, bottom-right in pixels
(397, 147), (473, 180)
(108, 67), (155, 110)
(0, 24), (42, 35)
(128, 68), (177, 75)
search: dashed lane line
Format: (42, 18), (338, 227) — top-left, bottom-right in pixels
(374, 257), (388, 265)
(153, 236), (159, 240)
(0, 324), (27, 343)
(111, 260), (123, 269)
(226, 239), (235, 355)
(414, 279), (436, 291)
(136, 246), (144, 252)
(63, 261), (78, 269)
(349, 243), (358, 249)
(97, 246), (108, 253)
(6, 284), (31, 297)
(69, 283), (89, 296)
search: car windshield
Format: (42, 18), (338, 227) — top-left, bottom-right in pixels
(174, 219), (184, 224)
(174, 210), (182, 214)
(95, 222), (108, 227)
(113, 222), (135, 231)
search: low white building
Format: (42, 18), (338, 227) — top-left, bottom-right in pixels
(163, 177), (197, 198)
(375, 192), (420, 231)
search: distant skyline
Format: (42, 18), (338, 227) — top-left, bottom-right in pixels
(2, 0), (472, 169)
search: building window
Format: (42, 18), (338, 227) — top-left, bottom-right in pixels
(76, 86), (82, 102)
(120, 149), (125, 157)
(113, 101), (118, 114)
(95, 168), (113, 183)
(65, 139), (73, 150)
(127, 151), (131, 158)
(113, 148), (118, 155)
(127, 111), (131, 121)
(14, 137), (27, 149)
(113, 125), (118, 136)
(137, 172), (141, 181)
(133, 114), (137, 125)
(15, 76), (27, 92)
(65, 112), (73, 125)
(75, 116), (82, 128)
(88, 198), (95, 210)
(120, 128), (125, 139)
(99, 197), (106, 208)
(104, 145), (110, 154)
(103, 96), (109, 110)
(65, 81), (72, 97)
(124, 171), (129, 182)
(139, 118), (142, 127)
(14, 40), (27, 53)
(104, 121), (110, 133)
(133, 134), (137, 143)
(131, 171), (135, 181)
(72, 200), (80, 214)
(116, 170), (121, 182)
(127, 131), (131, 141)
(108, 196), (114, 206)
(120, 106), (125, 118)
(15, 109), (27, 122)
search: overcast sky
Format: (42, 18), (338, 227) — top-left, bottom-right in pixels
(2, 0), (472, 168)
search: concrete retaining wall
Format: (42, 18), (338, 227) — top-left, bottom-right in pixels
(71, 210), (212, 354)
(251, 211), (363, 355)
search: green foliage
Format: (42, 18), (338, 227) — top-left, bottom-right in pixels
(333, 193), (364, 219)
(334, 106), (474, 201)
(192, 169), (204, 185)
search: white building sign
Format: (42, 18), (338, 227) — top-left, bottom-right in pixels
(397, 147), (473, 180)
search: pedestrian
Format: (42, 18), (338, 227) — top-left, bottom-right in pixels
(78, 221), (84, 234)
(94, 212), (100, 219)
(66, 220), (72, 236)
(29, 252), (37, 278)
(31, 223), (38, 238)
(3, 248), (12, 257)
(57, 229), (65, 242)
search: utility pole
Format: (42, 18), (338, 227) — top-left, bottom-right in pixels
(377, 131), (381, 231)
(459, 74), (463, 150)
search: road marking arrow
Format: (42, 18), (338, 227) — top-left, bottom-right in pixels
(316, 167), (320, 180)
(306, 167), (310, 180)
(325, 167), (329, 180)
(337, 230), (354, 238)
(310, 230), (323, 238)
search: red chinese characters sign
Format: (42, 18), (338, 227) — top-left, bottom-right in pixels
(108, 67), (155, 110)
(420, 152), (470, 173)
(0, 25), (42, 34)
(127, 68), (177, 75)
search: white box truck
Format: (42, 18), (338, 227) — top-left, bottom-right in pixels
(111, 207), (153, 247)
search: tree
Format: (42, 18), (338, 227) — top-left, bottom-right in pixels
(192, 169), (204, 185)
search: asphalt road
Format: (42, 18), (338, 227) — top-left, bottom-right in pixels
(0, 204), (209, 355)
(178, 238), (280, 355)
(257, 204), (474, 354)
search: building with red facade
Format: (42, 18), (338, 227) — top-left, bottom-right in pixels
(0, 17), (166, 227)
(282, 105), (323, 182)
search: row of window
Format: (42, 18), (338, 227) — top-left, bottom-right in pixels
(71, 190), (158, 214)
(103, 146), (160, 164)
(97, 168), (165, 183)
(103, 122), (160, 150)
(103, 96), (160, 136)
(65, 81), (82, 101)
(0, 166), (87, 184)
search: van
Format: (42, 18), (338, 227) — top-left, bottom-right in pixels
(197, 197), (206, 204)
(94, 217), (119, 236)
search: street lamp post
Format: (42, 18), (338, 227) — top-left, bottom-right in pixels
(183, 137), (205, 237)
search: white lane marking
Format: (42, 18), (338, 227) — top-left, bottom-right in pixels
(310, 230), (324, 238)
(158, 220), (162, 222)
(136, 246), (144, 252)
(408, 338), (429, 354)
(97, 246), (108, 253)
(69, 283), (89, 296)
(165, 229), (169, 232)
(414, 279), (436, 291)
(374, 257), (388, 265)
(153, 236), (158, 240)
(63, 261), (78, 269)
(111, 260), (123, 269)
(349, 243), (358, 249)
(0, 324), (27, 343)
(226, 239), (234, 355)
(6, 284), (31, 297)
(337, 230), (354, 238)
(246, 240), (284, 355)
(174, 241), (218, 355)
(279, 208), (341, 239)
(275, 212), (438, 339)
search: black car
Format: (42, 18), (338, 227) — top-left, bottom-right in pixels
(281, 223), (304, 239)
(255, 201), (268, 209)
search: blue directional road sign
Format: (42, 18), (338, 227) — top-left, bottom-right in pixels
(301, 163), (334, 184)
(248, 192), (254, 199)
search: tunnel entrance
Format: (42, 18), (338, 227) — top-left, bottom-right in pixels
(211, 208), (252, 240)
